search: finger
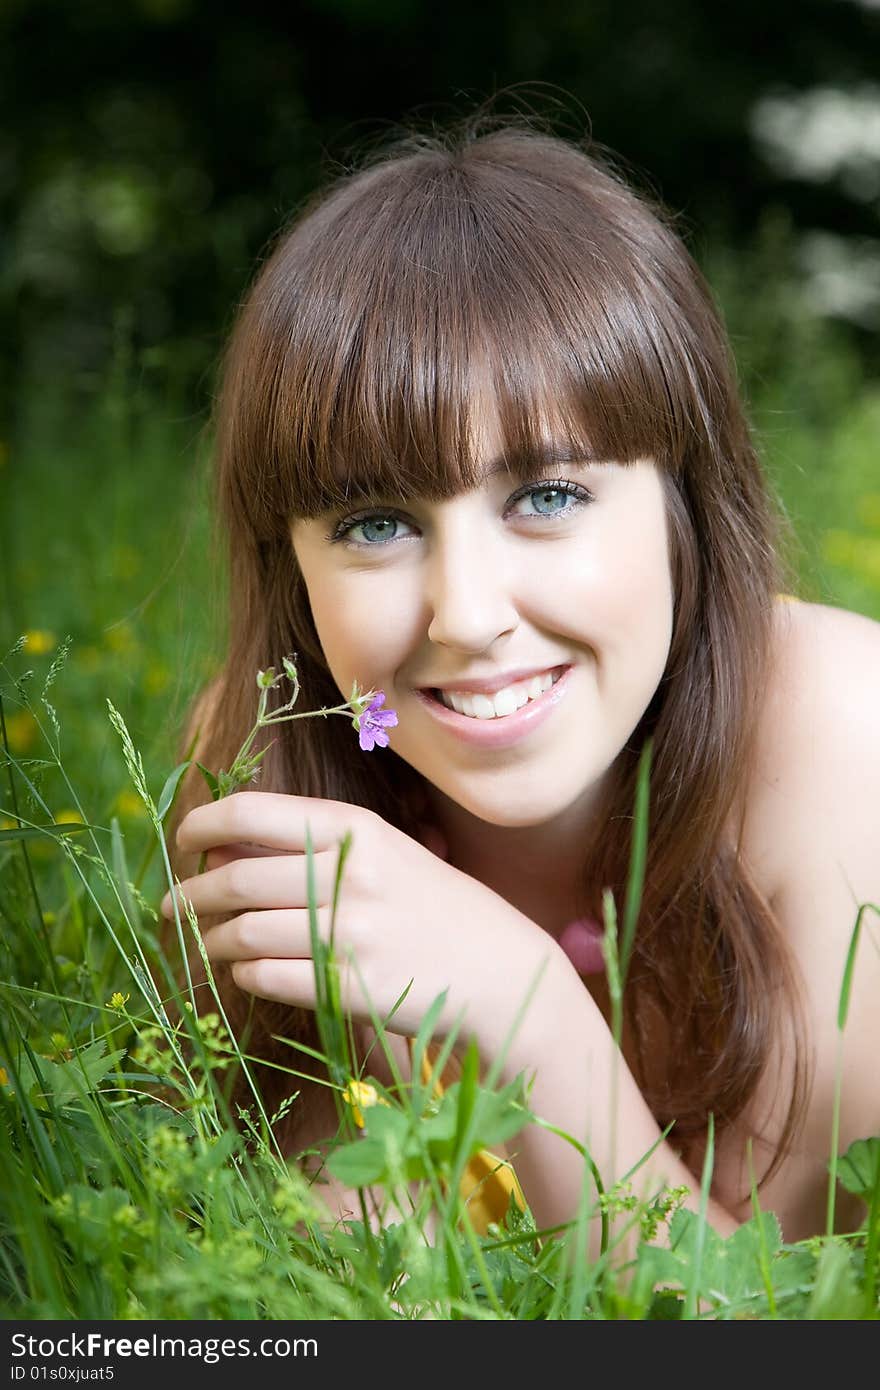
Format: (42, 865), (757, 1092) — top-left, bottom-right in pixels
(176, 791), (367, 856)
(230, 954), (369, 1016)
(231, 957), (321, 1010)
(160, 849), (340, 919)
(203, 907), (336, 961)
(204, 843), (281, 871)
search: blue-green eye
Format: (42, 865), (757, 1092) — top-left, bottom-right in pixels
(326, 480), (595, 550)
(326, 517), (414, 547)
(503, 480), (586, 519)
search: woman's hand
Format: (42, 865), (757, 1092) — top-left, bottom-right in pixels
(160, 791), (560, 1061)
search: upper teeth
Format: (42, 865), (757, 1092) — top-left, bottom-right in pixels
(437, 670), (559, 719)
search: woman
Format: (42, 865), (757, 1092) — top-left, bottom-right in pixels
(162, 120), (880, 1246)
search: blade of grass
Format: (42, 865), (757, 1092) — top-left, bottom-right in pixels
(826, 901), (876, 1236)
(684, 1111), (715, 1320)
(619, 736), (652, 985)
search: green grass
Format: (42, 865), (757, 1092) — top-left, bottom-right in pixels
(1, 664), (877, 1320)
(1, 310), (879, 1320)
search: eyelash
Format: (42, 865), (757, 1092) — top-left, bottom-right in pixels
(325, 479), (595, 548)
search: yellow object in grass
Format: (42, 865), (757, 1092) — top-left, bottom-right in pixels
(23, 630), (56, 654)
(4, 710), (38, 753)
(342, 1078), (389, 1129)
(413, 1041), (527, 1236)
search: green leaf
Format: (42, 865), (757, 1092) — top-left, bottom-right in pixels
(453, 1038), (480, 1158)
(50, 1184), (138, 1259)
(414, 1092), (459, 1154)
(326, 1067), (531, 1196)
(325, 1136), (387, 1189)
(835, 1136), (880, 1201)
(0, 822), (94, 842)
(837, 904), (869, 1031)
(7, 1038), (128, 1110)
(194, 761), (220, 800)
(640, 1207), (814, 1316)
(376, 1222), (407, 1289)
(156, 759), (192, 821)
(410, 989), (449, 1101)
(326, 1122), (422, 1188)
(620, 735), (651, 983)
(110, 815), (141, 933)
(468, 1073), (531, 1151)
(807, 1241), (863, 1320)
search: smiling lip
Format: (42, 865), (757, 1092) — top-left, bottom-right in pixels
(424, 665), (566, 697)
(414, 665), (573, 749)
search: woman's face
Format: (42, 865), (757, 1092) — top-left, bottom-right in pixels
(290, 418), (675, 830)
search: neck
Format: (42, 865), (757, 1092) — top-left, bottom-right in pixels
(425, 785), (603, 939)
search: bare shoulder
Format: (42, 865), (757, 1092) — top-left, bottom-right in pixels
(739, 596), (880, 908)
(725, 597), (880, 1235)
(780, 593), (880, 689)
(747, 594), (880, 936)
(764, 594), (880, 747)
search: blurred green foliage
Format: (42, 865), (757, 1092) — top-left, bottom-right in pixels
(2, 0), (879, 424)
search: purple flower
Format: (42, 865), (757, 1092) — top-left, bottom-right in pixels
(355, 691), (398, 751)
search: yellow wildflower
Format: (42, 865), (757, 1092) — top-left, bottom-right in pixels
(1, 817), (19, 832)
(108, 991), (130, 1011)
(55, 808), (84, 826)
(104, 621), (137, 653)
(0, 1068), (8, 1085)
(23, 630), (56, 655)
(4, 710), (38, 753)
(113, 789), (147, 819)
(341, 1078), (389, 1128)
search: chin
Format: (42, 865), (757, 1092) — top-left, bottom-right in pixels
(442, 781), (596, 831)
(469, 804), (555, 829)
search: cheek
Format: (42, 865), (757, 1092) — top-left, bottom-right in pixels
(306, 573), (420, 690)
(599, 508), (675, 675)
(532, 508), (673, 661)
(307, 581), (368, 686)
(533, 532), (667, 619)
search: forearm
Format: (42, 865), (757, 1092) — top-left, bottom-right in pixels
(489, 947), (740, 1250)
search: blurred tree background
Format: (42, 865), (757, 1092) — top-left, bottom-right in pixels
(1, 0), (879, 822)
(3, 0), (880, 403)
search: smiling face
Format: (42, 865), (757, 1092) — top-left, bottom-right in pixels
(289, 403), (676, 835)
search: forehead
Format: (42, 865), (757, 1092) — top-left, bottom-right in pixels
(275, 325), (669, 526)
(334, 441), (609, 503)
(331, 372), (644, 500)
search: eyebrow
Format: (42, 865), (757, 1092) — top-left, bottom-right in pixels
(326, 442), (598, 507)
(481, 442), (597, 480)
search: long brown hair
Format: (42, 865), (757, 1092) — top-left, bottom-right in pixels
(167, 115), (808, 1184)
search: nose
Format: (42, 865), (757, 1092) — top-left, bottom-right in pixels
(425, 520), (519, 652)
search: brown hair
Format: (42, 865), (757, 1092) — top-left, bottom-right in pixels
(167, 115), (808, 1185)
